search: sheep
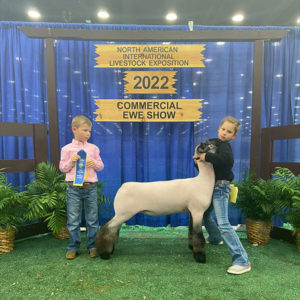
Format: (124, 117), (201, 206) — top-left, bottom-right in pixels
(95, 142), (215, 263)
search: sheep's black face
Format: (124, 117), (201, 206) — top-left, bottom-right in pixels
(195, 140), (218, 155)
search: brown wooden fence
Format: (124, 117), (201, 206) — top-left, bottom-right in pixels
(260, 124), (300, 179)
(0, 122), (48, 173)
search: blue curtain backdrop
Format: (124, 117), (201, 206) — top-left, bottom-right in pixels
(0, 22), (299, 226)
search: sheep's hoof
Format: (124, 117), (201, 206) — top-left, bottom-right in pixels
(100, 252), (111, 260)
(110, 246), (115, 254)
(193, 252), (206, 263)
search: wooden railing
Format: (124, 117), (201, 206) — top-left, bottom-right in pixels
(260, 124), (300, 179)
(0, 122), (48, 173)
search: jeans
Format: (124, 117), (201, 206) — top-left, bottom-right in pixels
(66, 183), (99, 253)
(203, 184), (250, 266)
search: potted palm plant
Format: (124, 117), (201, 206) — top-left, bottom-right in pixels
(23, 162), (69, 238)
(273, 167), (300, 252)
(235, 171), (281, 245)
(0, 170), (24, 253)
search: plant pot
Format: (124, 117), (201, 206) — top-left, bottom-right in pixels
(0, 227), (16, 254)
(53, 223), (70, 240)
(245, 218), (272, 245)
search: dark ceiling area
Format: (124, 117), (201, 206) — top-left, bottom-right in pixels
(1, 0), (300, 26)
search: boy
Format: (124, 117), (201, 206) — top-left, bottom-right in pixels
(193, 116), (251, 275)
(59, 115), (104, 259)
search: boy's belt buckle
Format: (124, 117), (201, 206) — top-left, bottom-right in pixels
(67, 182), (95, 189)
(80, 182), (95, 189)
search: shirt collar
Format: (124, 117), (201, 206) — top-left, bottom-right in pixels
(72, 139), (87, 146)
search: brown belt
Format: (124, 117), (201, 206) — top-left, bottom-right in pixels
(215, 180), (231, 184)
(67, 182), (96, 189)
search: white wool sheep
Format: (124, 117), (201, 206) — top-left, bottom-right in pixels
(95, 144), (215, 263)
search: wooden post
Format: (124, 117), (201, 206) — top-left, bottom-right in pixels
(250, 40), (264, 176)
(45, 38), (60, 168)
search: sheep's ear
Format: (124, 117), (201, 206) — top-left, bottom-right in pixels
(195, 144), (202, 155)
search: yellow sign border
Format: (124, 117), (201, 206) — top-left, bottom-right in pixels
(94, 99), (203, 122)
(94, 44), (206, 68)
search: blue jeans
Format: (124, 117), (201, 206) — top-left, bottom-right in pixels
(66, 183), (99, 253)
(203, 184), (250, 266)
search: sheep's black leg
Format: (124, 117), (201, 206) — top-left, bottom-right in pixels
(192, 230), (206, 263)
(190, 212), (206, 263)
(188, 212), (193, 251)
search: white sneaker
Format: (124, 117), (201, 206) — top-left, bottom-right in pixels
(227, 264), (251, 275)
(205, 236), (223, 245)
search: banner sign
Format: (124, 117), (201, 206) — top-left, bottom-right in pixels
(93, 43), (206, 122)
(94, 99), (202, 122)
(124, 71), (177, 94)
(94, 44), (206, 68)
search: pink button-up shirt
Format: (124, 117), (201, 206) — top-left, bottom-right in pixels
(59, 139), (104, 183)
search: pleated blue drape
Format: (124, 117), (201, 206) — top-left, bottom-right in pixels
(1, 22), (299, 226)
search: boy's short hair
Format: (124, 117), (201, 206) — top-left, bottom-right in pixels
(71, 115), (92, 128)
(221, 116), (241, 134)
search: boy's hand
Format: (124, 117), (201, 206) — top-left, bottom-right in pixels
(71, 154), (81, 163)
(86, 159), (95, 168)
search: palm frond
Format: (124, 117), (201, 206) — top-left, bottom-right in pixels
(272, 167), (300, 229)
(23, 162), (67, 233)
(44, 208), (67, 234)
(96, 182), (112, 218)
(0, 171), (24, 229)
(235, 170), (282, 222)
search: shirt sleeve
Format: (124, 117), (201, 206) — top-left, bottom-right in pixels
(205, 142), (233, 168)
(59, 146), (75, 173)
(91, 146), (104, 172)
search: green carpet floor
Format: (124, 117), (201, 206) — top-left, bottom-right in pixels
(0, 225), (299, 300)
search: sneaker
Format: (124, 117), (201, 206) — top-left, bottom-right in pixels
(66, 250), (77, 260)
(205, 236), (223, 245)
(227, 264), (251, 275)
(89, 248), (98, 258)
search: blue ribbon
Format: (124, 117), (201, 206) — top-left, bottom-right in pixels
(73, 150), (87, 186)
